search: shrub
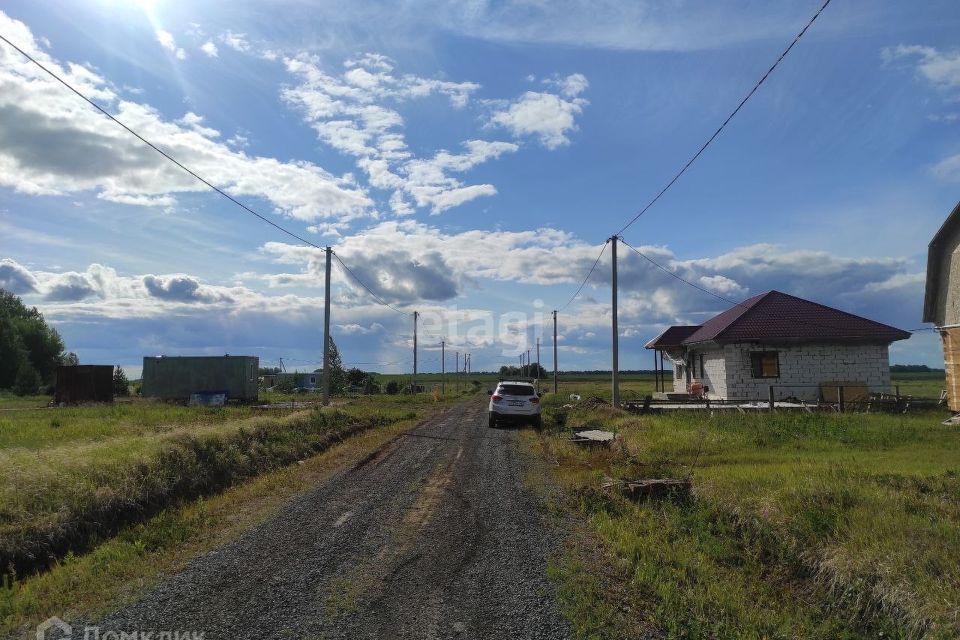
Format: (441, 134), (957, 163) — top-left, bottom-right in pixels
(13, 364), (40, 396)
(385, 381), (399, 395)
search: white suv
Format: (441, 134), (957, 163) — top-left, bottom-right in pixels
(487, 381), (542, 428)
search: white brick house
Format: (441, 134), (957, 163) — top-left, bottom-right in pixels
(646, 291), (909, 402)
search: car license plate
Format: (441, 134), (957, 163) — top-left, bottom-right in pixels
(509, 400), (524, 406)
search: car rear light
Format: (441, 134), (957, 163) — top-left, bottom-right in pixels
(529, 396), (539, 404)
(492, 394), (503, 402)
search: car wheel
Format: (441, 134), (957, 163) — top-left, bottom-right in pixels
(488, 413), (497, 428)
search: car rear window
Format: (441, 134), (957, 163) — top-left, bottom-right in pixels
(498, 384), (535, 396)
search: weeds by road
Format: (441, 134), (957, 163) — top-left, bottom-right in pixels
(0, 394), (464, 581)
(526, 389), (960, 639)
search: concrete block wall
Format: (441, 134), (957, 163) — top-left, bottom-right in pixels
(721, 343), (891, 402)
(692, 349), (727, 398)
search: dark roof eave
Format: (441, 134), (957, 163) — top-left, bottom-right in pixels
(685, 334), (911, 347)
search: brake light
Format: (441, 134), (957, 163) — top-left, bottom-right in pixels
(529, 396), (539, 404)
(492, 394), (503, 402)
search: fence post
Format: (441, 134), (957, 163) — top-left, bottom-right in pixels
(895, 385), (900, 403)
(768, 385), (775, 411)
(837, 385), (845, 413)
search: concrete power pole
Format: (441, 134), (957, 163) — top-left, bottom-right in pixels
(536, 338), (540, 386)
(552, 310), (558, 394)
(455, 351), (459, 392)
(413, 311), (419, 393)
(610, 236), (620, 407)
(441, 340), (445, 395)
(322, 246), (332, 406)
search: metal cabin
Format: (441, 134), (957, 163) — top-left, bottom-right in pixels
(141, 355), (259, 402)
(54, 365), (114, 404)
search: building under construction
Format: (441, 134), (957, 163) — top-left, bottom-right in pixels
(923, 201), (960, 411)
(141, 355), (259, 402)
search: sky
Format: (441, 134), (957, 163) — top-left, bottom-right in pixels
(0, 0), (958, 377)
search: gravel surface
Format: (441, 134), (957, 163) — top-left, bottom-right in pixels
(92, 398), (571, 639)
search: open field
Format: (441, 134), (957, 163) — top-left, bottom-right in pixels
(0, 391), (468, 583)
(525, 393), (960, 638)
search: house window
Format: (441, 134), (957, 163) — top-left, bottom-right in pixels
(699, 354), (705, 379)
(310, 376), (316, 384)
(750, 351), (779, 378)
(675, 364), (683, 379)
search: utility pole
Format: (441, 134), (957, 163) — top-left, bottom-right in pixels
(610, 235), (620, 407)
(441, 340), (445, 395)
(322, 246), (332, 406)
(536, 338), (540, 386)
(413, 311), (419, 394)
(455, 351), (459, 392)
(467, 353), (471, 375)
(527, 349), (531, 379)
(552, 310), (558, 394)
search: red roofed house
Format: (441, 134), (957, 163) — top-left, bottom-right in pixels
(645, 290), (910, 402)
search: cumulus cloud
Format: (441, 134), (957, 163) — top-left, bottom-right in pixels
(0, 257), (38, 293)
(143, 274), (231, 303)
(0, 11), (371, 222)
(155, 29), (186, 60)
(281, 52), (554, 214)
(489, 75), (588, 148)
(200, 41), (218, 57)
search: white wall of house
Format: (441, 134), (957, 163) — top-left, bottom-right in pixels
(718, 342), (891, 401)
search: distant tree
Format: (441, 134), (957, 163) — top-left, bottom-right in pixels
(0, 290), (66, 390)
(311, 336), (347, 393)
(12, 363), (41, 396)
(62, 352), (79, 366)
(346, 367), (368, 387)
(113, 366), (131, 396)
(259, 366), (281, 375)
(385, 380), (399, 395)
(363, 378), (380, 394)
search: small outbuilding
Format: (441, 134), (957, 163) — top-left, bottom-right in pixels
(923, 200), (960, 410)
(260, 372), (320, 391)
(646, 290), (910, 402)
(54, 365), (114, 404)
(142, 355), (259, 402)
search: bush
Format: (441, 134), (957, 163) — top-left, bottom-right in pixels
(385, 381), (399, 395)
(13, 364), (40, 396)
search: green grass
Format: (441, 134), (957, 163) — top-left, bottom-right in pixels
(0, 410), (428, 637)
(526, 393), (960, 639)
(0, 392), (465, 581)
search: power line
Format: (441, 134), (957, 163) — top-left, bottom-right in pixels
(331, 252), (409, 315)
(0, 32), (325, 250)
(558, 240), (610, 311)
(613, 0), (833, 237)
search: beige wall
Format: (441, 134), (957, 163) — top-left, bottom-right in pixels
(932, 223), (960, 327)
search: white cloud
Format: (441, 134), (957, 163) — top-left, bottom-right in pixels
(219, 31), (251, 52)
(884, 44), (960, 92)
(282, 52), (520, 213)
(0, 257), (38, 293)
(155, 29), (186, 60)
(200, 41), (219, 57)
(933, 153), (960, 181)
(489, 81), (588, 149)
(0, 11), (372, 222)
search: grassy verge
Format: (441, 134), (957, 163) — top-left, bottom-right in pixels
(0, 394), (460, 580)
(525, 393), (960, 639)
(0, 411), (427, 638)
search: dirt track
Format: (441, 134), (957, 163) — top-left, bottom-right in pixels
(94, 398), (570, 639)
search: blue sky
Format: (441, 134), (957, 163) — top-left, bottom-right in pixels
(0, 0), (958, 377)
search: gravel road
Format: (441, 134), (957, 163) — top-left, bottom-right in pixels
(94, 398), (571, 639)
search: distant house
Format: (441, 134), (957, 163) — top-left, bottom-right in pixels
(923, 200), (960, 410)
(646, 290), (910, 402)
(260, 372), (320, 391)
